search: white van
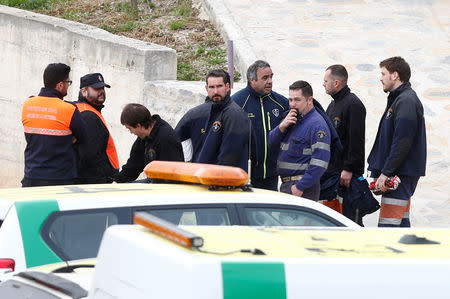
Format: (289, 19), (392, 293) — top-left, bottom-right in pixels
(88, 212), (450, 299)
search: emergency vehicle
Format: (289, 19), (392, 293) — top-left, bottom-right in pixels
(0, 162), (357, 274)
(89, 213), (450, 299)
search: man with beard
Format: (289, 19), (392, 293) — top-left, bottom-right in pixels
(368, 56), (426, 227)
(176, 69), (250, 171)
(75, 73), (119, 184)
(21, 63), (87, 187)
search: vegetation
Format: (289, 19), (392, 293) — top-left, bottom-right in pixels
(1, 0), (241, 81)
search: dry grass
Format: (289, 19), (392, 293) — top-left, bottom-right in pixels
(27, 0), (239, 81)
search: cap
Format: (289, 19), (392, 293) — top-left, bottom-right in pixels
(80, 73), (111, 89)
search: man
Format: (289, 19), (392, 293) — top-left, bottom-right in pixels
(322, 65), (366, 221)
(21, 63), (87, 187)
(74, 73), (119, 184)
(176, 69), (250, 171)
(368, 56), (426, 227)
(232, 60), (289, 190)
(268, 81), (330, 201)
(114, 103), (184, 183)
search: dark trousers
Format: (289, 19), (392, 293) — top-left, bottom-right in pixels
(251, 176), (278, 191)
(280, 180), (320, 201)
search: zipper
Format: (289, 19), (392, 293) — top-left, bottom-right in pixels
(260, 97), (267, 179)
(267, 112), (271, 131)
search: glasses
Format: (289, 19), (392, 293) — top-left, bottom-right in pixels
(62, 80), (73, 86)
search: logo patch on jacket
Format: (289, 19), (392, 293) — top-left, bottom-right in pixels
(317, 130), (327, 141)
(212, 121), (222, 132)
(272, 109), (280, 117)
(386, 108), (393, 119)
(247, 113), (255, 118)
(333, 117), (341, 128)
(147, 148), (156, 160)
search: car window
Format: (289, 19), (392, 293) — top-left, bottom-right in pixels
(244, 207), (338, 227)
(41, 209), (130, 261)
(142, 208), (231, 226)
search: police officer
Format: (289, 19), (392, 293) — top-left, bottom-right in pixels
(21, 63), (87, 187)
(322, 65), (366, 221)
(233, 60), (289, 190)
(75, 73), (119, 184)
(176, 69), (250, 171)
(269, 81), (330, 201)
(368, 56), (427, 227)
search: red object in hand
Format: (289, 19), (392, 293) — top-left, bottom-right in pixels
(369, 176), (401, 194)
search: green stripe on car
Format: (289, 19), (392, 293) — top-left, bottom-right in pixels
(15, 200), (62, 267)
(222, 262), (286, 299)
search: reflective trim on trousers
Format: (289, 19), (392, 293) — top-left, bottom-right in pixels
(378, 197), (411, 227)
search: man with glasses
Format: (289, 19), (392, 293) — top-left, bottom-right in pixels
(21, 63), (87, 187)
(74, 73), (119, 184)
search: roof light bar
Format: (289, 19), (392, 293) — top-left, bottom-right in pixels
(144, 161), (248, 186)
(134, 212), (204, 248)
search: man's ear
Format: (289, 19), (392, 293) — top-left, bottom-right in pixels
(81, 87), (88, 97)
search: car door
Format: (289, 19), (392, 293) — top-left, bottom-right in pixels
(236, 203), (346, 227)
(133, 204), (240, 226)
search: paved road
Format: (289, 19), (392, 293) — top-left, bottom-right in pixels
(204, 0), (450, 227)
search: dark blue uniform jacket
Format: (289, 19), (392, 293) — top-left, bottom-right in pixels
(176, 94), (250, 171)
(368, 82), (426, 177)
(232, 84), (289, 179)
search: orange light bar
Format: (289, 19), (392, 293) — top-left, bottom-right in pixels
(134, 212), (203, 248)
(144, 161), (248, 186)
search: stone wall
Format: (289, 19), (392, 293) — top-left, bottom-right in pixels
(0, 5), (176, 187)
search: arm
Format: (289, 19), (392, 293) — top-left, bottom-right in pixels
(114, 138), (145, 183)
(268, 109), (297, 148)
(296, 125), (331, 192)
(382, 97), (418, 176)
(69, 108), (87, 144)
(342, 101), (366, 186)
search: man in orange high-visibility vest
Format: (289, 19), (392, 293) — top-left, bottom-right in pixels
(21, 63), (87, 187)
(74, 73), (119, 184)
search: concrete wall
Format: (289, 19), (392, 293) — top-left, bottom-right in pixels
(0, 5), (177, 187)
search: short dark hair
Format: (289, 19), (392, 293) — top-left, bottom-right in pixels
(326, 64), (348, 85)
(205, 69), (230, 85)
(379, 56), (411, 83)
(247, 60), (271, 81)
(43, 63), (71, 88)
(289, 80), (313, 98)
(120, 103), (152, 129)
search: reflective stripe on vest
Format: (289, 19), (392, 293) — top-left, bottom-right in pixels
(76, 103), (119, 169)
(22, 96), (75, 136)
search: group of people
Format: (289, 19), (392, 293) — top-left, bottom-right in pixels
(21, 56), (426, 228)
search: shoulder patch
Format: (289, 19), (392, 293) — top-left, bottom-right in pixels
(332, 117), (341, 128)
(272, 108), (280, 117)
(386, 108), (393, 119)
(212, 121), (222, 132)
(317, 130), (327, 141)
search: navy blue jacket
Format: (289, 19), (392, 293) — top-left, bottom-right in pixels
(368, 82), (427, 177)
(326, 86), (366, 175)
(176, 94), (250, 171)
(232, 84), (289, 179)
(268, 107), (331, 191)
(22, 88), (87, 181)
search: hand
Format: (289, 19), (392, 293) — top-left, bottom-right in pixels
(279, 109), (298, 133)
(291, 184), (304, 197)
(340, 170), (352, 187)
(375, 174), (388, 193)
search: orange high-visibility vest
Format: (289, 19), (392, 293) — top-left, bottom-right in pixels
(76, 102), (119, 169)
(22, 96), (75, 136)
